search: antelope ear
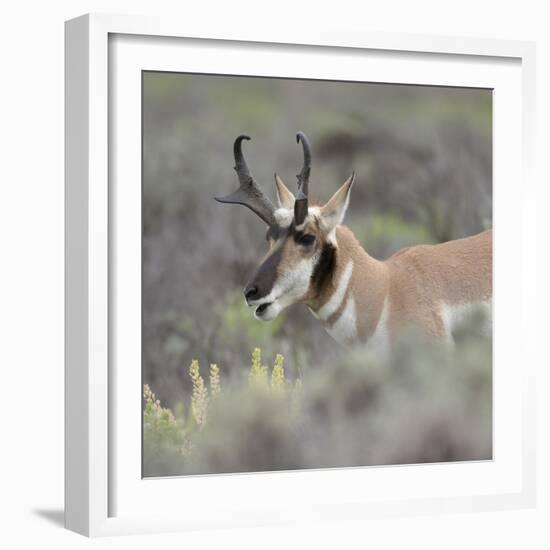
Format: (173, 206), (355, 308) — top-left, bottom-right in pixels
(319, 173), (355, 231)
(274, 173), (295, 209)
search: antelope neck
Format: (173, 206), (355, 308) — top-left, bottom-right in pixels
(307, 226), (389, 343)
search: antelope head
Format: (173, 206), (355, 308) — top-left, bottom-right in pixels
(216, 132), (355, 321)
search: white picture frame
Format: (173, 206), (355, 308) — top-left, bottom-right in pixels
(65, 13), (537, 537)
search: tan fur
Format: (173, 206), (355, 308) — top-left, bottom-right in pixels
(274, 218), (321, 274)
(304, 225), (386, 342)
(252, 174), (492, 347)
(384, 229), (492, 340)
(308, 227), (492, 345)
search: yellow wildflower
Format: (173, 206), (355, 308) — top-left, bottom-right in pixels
(271, 353), (286, 392)
(189, 360), (209, 427)
(209, 363), (221, 397)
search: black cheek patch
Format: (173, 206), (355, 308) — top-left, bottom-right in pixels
(311, 243), (336, 291)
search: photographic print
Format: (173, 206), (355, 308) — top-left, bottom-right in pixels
(142, 72), (492, 477)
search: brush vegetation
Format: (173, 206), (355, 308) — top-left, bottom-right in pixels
(144, 314), (492, 477)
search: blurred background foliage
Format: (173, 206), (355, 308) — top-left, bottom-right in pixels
(144, 318), (492, 477)
(142, 72), (492, 461)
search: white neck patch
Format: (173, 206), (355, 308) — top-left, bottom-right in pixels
(315, 260), (353, 321)
(326, 294), (357, 345)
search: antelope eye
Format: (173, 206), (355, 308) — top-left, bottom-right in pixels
(297, 234), (315, 246)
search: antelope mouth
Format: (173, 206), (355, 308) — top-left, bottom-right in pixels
(255, 302), (272, 316)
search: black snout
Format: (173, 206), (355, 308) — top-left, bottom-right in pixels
(244, 246), (282, 304)
(244, 285), (259, 301)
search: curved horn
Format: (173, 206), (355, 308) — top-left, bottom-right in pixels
(294, 131), (312, 226)
(296, 131), (311, 197)
(215, 135), (277, 226)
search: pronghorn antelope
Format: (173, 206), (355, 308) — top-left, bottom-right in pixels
(216, 132), (492, 348)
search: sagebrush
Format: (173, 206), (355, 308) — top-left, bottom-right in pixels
(144, 320), (492, 477)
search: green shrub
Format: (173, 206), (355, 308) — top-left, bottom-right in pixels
(143, 316), (492, 477)
(143, 385), (189, 477)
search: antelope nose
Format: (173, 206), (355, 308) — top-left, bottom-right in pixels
(244, 285), (259, 302)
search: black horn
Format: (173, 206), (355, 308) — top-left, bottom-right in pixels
(294, 131), (312, 225)
(215, 135), (277, 226)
